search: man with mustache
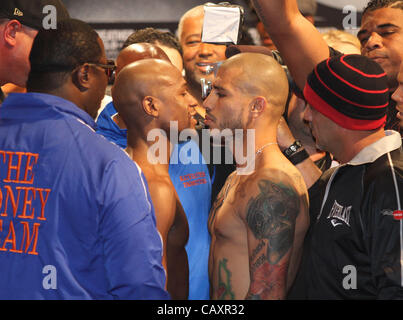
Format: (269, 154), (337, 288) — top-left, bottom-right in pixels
(178, 5), (237, 207)
(290, 54), (403, 299)
(203, 53), (309, 300)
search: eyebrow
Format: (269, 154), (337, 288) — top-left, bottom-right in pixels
(212, 84), (227, 92)
(358, 23), (400, 37)
(184, 34), (201, 41)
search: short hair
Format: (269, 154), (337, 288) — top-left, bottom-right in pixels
(27, 19), (102, 92)
(363, 0), (403, 14)
(122, 27), (182, 56)
(177, 5), (204, 42)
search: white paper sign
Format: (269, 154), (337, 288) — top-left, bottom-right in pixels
(202, 5), (241, 44)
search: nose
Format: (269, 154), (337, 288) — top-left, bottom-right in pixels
(187, 94), (198, 115)
(392, 86), (403, 105)
(198, 42), (214, 58)
(303, 104), (313, 122)
(202, 90), (215, 114)
(363, 32), (383, 52)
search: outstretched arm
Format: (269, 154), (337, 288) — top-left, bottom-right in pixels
(244, 178), (300, 299)
(251, 0), (330, 90)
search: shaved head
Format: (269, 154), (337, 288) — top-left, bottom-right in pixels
(116, 43), (171, 74)
(112, 59), (193, 134)
(203, 52), (290, 133)
(220, 53), (289, 117)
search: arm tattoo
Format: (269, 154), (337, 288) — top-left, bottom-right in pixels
(246, 180), (299, 299)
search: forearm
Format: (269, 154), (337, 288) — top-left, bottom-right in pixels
(294, 157), (322, 189)
(251, 0), (330, 90)
(167, 246), (189, 300)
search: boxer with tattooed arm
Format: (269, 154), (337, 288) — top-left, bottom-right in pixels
(203, 53), (309, 300)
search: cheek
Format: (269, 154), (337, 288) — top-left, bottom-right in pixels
(386, 36), (403, 62)
(214, 46), (228, 61)
(182, 46), (199, 62)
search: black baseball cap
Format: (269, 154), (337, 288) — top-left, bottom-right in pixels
(0, 0), (70, 30)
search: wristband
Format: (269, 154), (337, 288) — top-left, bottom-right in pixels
(288, 148), (309, 165)
(282, 140), (303, 158)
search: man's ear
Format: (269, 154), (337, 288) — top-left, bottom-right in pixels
(142, 96), (160, 118)
(250, 97), (266, 118)
(72, 64), (90, 92)
(3, 20), (22, 46)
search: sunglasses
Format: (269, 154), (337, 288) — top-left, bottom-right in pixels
(87, 60), (116, 82)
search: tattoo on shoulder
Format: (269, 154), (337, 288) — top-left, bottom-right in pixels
(246, 180), (299, 264)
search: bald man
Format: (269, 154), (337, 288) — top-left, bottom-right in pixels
(203, 53), (309, 300)
(96, 43), (172, 145)
(113, 59), (198, 300)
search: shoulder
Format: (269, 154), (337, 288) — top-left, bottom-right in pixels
(364, 148), (403, 190)
(240, 168), (302, 218)
(147, 176), (177, 207)
(244, 167), (305, 199)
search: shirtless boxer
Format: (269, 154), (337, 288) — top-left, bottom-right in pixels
(112, 59), (198, 299)
(203, 53), (309, 300)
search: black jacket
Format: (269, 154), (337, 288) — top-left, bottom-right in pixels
(289, 131), (403, 299)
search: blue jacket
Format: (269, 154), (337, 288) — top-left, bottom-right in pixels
(0, 93), (169, 300)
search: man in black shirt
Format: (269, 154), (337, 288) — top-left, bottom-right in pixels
(251, 0), (403, 134)
(290, 54), (403, 299)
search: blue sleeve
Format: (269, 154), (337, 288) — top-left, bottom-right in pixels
(99, 157), (170, 300)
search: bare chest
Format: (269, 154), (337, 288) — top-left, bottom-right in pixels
(208, 176), (247, 241)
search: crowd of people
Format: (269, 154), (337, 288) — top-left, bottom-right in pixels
(0, 0), (402, 300)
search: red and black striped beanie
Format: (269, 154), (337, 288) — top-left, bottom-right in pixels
(303, 54), (389, 130)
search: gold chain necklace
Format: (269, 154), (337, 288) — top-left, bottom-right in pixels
(255, 142), (278, 155)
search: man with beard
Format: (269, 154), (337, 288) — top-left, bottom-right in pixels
(203, 53), (309, 299)
(178, 5), (236, 205)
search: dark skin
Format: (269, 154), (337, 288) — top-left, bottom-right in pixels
(112, 43), (171, 129)
(139, 165), (189, 300)
(113, 60), (198, 299)
(31, 37), (109, 119)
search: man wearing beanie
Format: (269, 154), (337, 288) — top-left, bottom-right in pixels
(0, 0), (70, 102)
(287, 54), (403, 299)
(251, 0), (403, 134)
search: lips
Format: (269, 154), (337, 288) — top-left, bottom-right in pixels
(204, 114), (214, 124)
(196, 62), (215, 74)
(367, 54), (388, 64)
